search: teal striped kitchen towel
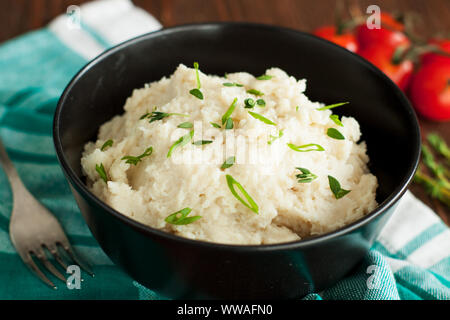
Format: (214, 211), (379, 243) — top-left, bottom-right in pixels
(0, 0), (448, 300)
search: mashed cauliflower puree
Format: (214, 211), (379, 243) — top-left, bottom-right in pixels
(81, 63), (377, 245)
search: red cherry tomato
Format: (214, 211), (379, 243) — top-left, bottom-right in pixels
(356, 12), (408, 52)
(355, 12), (412, 90)
(357, 44), (414, 91)
(313, 25), (358, 53)
(409, 56), (450, 121)
(421, 38), (450, 66)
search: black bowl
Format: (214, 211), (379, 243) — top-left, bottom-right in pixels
(53, 23), (420, 299)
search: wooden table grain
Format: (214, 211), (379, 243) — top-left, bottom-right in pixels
(1, 0), (449, 224)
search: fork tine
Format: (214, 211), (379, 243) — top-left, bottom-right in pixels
(52, 250), (69, 271)
(59, 243), (95, 277)
(35, 248), (66, 282)
(46, 244), (69, 271)
(24, 252), (57, 289)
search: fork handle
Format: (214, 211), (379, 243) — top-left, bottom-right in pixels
(0, 138), (26, 193)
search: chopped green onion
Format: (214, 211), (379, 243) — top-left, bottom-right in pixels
(248, 111), (276, 126)
(327, 128), (345, 140)
(100, 139), (113, 151)
(225, 117), (234, 129)
(317, 102), (349, 111)
(256, 75), (273, 80)
(287, 143), (325, 152)
(139, 111), (151, 120)
(221, 156), (236, 169)
(194, 62), (201, 89)
(167, 131), (194, 158)
(122, 147), (153, 165)
(244, 98), (255, 108)
(328, 175), (351, 199)
(192, 140), (213, 145)
(189, 88), (204, 100)
(95, 163), (108, 183)
(268, 129), (284, 145)
(225, 174), (259, 214)
(329, 114), (343, 127)
(189, 62), (203, 99)
(165, 207), (201, 225)
(256, 99), (266, 107)
(296, 106), (299, 112)
(223, 82), (244, 87)
(222, 98), (238, 125)
(296, 167), (318, 183)
(141, 111), (189, 123)
(246, 89), (264, 96)
(177, 122), (193, 129)
(210, 122), (221, 128)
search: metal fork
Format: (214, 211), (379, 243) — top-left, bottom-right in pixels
(0, 138), (93, 289)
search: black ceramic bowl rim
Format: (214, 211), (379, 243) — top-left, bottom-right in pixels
(53, 22), (421, 252)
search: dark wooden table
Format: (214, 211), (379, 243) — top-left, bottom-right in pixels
(1, 0), (449, 224)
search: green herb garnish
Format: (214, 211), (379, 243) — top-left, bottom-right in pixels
(223, 82), (244, 87)
(95, 163), (108, 182)
(140, 111), (151, 120)
(192, 140), (213, 145)
(165, 208), (201, 225)
(121, 147), (153, 165)
(287, 143), (325, 152)
(296, 167), (318, 183)
(328, 175), (351, 199)
(256, 75), (273, 80)
(246, 89), (264, 96)
(330, 114), (343, 127)
(189, 88), (203, 100)
(177, 122), (193, 129)
(225, 117), (234, 129)
(413, 133), (450, 208)
(428, 133), (450, 163)
(244, 98), (255, 108)
(256, 99), (266, 107)
(141, 111), (189, 123)
(248, 111), (276, 126)
(222, 98), (238, 125)
(421, 145), (450, 189)
(194, 62), (201, 88)
(189, 62), (203, 100)
(317, 102), (349, 111)
(225, 174), (259, 214)
(296, 106), (299, 112)
(327, 128), (345, 140)
(167, 130), (194, 158)
(100, 139), (113, 151)
(268, 129), (284, 145)
(221, 156), (236, 170)
(414, 170), (450, 207)
(210, 122), (221, 128)
(95, 163), (108, 183)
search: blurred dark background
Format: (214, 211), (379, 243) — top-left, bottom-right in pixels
(0, 0), (449, 223)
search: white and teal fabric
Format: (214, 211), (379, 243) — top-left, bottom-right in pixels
(0, 0), (448, 300)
